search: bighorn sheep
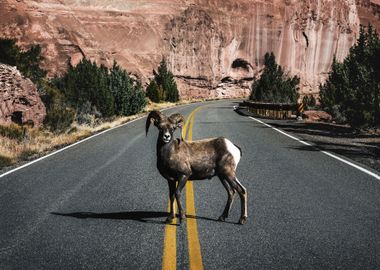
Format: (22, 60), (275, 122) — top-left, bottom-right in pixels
(146, 110), (248, 224)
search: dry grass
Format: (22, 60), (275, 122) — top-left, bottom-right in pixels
(0, 98), (226, 170)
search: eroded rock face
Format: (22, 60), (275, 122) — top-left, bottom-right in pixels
(0, 64), (46, 127)
(0, 0), (379, 99)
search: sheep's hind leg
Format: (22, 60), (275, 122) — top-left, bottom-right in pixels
(226, 176), (248, 225)
(218, 177), (237, 222)
(166, 180), (176, 223)
(175, 175), (188, 223)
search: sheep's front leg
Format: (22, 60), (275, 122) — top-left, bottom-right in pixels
(166, 180), (176, 223)
(175, 175), (188, 223)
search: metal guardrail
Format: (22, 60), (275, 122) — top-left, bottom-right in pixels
(239, 101), (302, 119)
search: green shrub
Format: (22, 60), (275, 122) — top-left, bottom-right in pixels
(146, 59), (179, 102)
(302, 95), (316, 109)
(55, 59), (147, 118)
(0, 155), (13, 168)
(56, 59), (115, 117)
(1, 38), (147, 130)
(39, 81), (75, 132)
(19, 149), (38, 160)
(0, 38), (46, 84)
(0, 124), (26, 141)
(109, 62), (131, 115)
(250, 52), (299, 103)
(75, 101), (101, 126)
(109, 62), (147, 116)
(43, 106), (75, 133)
(320, 24), (380, 127)
(129, 82), (147, 114)
(146, 80), (160, 103)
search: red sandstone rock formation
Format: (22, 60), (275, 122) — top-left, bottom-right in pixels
(0, 0), (379, 99)
(303, 110), (333, 122)
(0, 64), (46, 127)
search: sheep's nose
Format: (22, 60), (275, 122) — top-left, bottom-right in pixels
(164, 134), (170, 140)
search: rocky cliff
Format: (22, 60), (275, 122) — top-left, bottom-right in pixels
(0, 63), (46, 127)
(1, 0), (379, 99)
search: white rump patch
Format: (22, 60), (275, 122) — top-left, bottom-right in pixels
(224, 138), (241, 168)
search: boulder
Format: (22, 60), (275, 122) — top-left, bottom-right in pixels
(303, 110), (333, 122)
(0, 63), (46, 127)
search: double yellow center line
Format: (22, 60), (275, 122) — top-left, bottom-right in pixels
(162, 106), (204, 270)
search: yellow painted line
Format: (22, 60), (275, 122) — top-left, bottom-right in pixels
(182, 106), (202, 139)
(161, 106), (204, 270)
(181, 110), (193, 140)
(162, 203), (177, 270)
(186, 107), (204, 270)
(162, 108), (194, 270)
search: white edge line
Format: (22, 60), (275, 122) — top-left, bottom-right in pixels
(0, 104), (192, 179)
(248, 116), (380, 181)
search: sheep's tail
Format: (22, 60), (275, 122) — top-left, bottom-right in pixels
(234, 143), (242, 157)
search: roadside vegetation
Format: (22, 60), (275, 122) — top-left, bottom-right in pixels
(249, 24), (379, 129)
(146, 58), (179, 103)
(0, 38), (182, 170)
(249, 52), (300, 104)
(0, 38), (46, 85)
(320, 25), (380, 128)
(302, 95), (317, 110)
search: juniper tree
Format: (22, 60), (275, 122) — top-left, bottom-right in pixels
(109, 61), (132, 115)
(250, 52), (299, 103)
(0, 38), (46, 84)
(320, 24), (380, 127)
(58, 59), (115, 117)
(146, 58), (179, 102)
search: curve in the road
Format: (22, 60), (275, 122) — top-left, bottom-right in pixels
(1, 100), (379, 270)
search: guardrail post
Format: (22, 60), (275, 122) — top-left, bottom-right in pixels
(297, 102), (305, 120)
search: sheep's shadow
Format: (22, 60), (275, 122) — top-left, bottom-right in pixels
(51, 211), (175, 225)
(186, 214), (238, 225)
(51, 211), (235, 225)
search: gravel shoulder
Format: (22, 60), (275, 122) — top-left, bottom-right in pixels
(236, 107), (380, 173)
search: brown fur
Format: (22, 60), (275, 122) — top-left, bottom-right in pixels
(146, 110), (248, 225)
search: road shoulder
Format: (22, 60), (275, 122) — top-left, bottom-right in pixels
(236, 107), (380, 173)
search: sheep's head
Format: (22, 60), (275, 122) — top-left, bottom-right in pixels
(146, 110), (184, 143)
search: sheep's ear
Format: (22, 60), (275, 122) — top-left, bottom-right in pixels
(146, 110), (164, 135)
(169, 113), (185, 128)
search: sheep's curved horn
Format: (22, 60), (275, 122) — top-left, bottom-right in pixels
(146, 110), (165, 135)
(169, 113), (185, 128)
(169, 113), (185, 140)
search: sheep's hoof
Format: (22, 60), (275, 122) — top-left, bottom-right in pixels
(179, 213), (186, 223)
(218, 215), (226, 222)
(238, 216), (247, 225)
(165, 216), (175, 224)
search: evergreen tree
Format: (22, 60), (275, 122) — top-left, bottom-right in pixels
(39, 80), (75, 132)
(0, 39), (18, 66)
(0, 38), (46, 84)
(320, 24), (380, 127)
(146, 80), (160, 103)
(109, 61), (132, 115)
(58, 59), (115, 117)
(129, 81), (147, 115)
(302, 95), (317, 109)
(108, 61), (147, 116)
(56, 59), (146, 118)
(250, 52), (299, 103)
(146, 58), (179, 102)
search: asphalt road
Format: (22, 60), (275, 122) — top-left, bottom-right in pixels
(0, 100), (379, 269)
